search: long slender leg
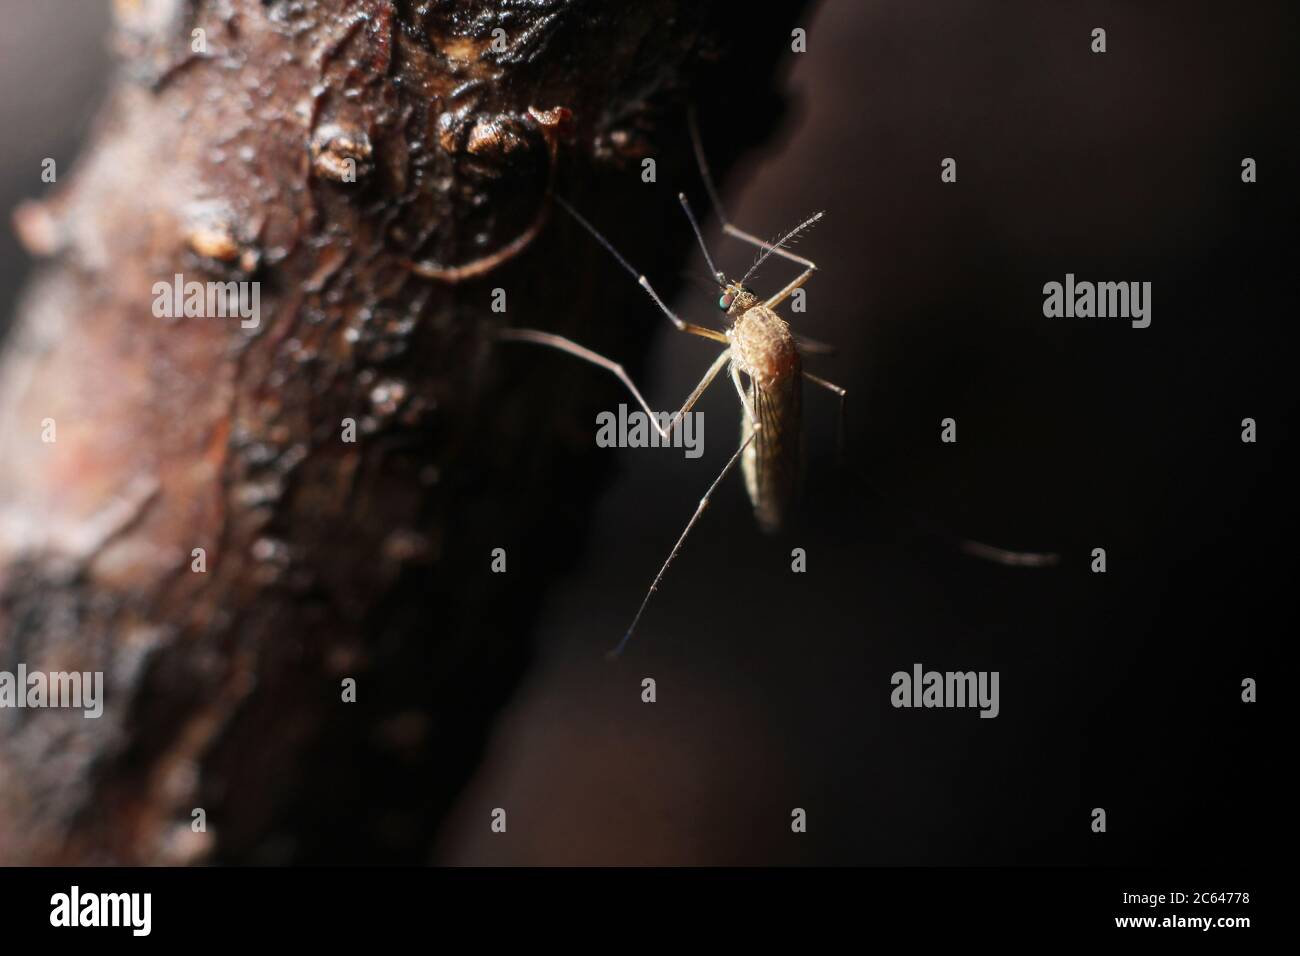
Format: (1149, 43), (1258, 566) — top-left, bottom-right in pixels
(497, 328), (730, 442)
(689, 108), (821, 272)
(795, 335), (837, 356)
(803, 371), (845, 397)
(958, 540), (1060, 568)
(804, 370), (847, 461)
(554, 196), (726, 343)
(762, 261), (817, 311)
(801, 368), (1058, 567)
(688, 105), (732, 227)
(730, 364), (759, 430)
(609, 431), (758, 659)
(687, 107), (820, 307)
(677, 192), (723, 285)
(670, 349), (732, 433)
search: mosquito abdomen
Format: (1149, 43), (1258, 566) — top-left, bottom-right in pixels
(732, 305), (803, 534)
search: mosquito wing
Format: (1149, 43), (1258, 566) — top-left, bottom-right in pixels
(741, 364), (803, 534)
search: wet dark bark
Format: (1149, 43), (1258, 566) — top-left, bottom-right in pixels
(0, 0), (809, 863)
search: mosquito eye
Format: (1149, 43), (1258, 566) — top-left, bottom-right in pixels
(719, 293), (733, 310)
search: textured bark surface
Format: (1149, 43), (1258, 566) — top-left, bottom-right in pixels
(0, 0), (808, 863)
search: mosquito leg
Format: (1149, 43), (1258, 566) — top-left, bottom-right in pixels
(496, 328), (730, 442)
(800, 368), (1058, 567)
(688, 104), (732, 225)
(795, 335), (837, 356)
(609, 431), (758, 659)
(762, 263), (817, 310)
(803, 371), (847, 462)
(729, 364), (759, 430)
(803, 371), (845, 398)
(903, 501), (1061, 569)
(687, 109), (821, 308)
(553, 196), (727, 343)
(677, 192), (724, 285)
(958, 539), (1060, 568)
(670, 349), (733, 431)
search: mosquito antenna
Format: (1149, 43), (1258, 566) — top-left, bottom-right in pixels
(740, 211), (823, 286)
(553, 195), (641, 281)
(678, 192), (724, 285)
(688, 105), (729, 225)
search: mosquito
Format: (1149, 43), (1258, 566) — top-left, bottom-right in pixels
(498, 114), (1055, 658)
(495, 115), (852, 659)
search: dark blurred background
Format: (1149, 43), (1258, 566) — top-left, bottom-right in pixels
(4, 0), (1289, 865)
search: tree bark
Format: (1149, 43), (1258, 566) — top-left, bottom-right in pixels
(0, 0), (809, 864)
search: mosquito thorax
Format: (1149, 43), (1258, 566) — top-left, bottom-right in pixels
(728, 304), (799, 389)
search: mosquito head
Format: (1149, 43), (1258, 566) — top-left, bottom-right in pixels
(718, 280), (759, 318)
